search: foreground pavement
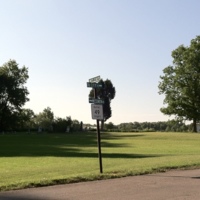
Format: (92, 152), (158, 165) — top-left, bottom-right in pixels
(1, 169), (200, 200)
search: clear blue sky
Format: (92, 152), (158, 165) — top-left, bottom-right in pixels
(1, 0), (200, 124)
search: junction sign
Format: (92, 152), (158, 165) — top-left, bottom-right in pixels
(91, 104), (103, 120)
(86, 75), (104, 173)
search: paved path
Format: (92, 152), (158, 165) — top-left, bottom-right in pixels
(1, 169), (200, 200)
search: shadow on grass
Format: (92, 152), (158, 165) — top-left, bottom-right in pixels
(102, 133), (146, 139)
(0, 145), (161, 159)
(0, 132), (150, 158)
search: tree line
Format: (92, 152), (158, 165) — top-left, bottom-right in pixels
(15, 107), (83, 133)
(0, 60), (116, 133)
(104, 120), (192, 132)
(0, 60), (82, 133)
(2, 35), (200, 132)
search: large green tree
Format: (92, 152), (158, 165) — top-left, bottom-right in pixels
(158, 35), (200, 132)
(89, 79), (116, 129)
(0, 60), (29, 131)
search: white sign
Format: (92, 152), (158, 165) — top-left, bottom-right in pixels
(89, 76), (101, 83)
(91, 104), (103, 120)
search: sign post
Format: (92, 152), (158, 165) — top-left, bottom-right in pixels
(94, 88), (103, 173)
(87, 76), (103, 173)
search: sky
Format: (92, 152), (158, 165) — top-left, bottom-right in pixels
(1, 0), (200, 125)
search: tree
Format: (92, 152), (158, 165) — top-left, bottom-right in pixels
(89, 79), (116, 129)
(17, 108), (35, 131)
(158, 36), (200, 132)
(53, 116), (73, 132)
(71, 119), (80, 131)
(105, 122), (115, 130)
(35, 107), (54, 132)
(53, 117), (67, 132)
(0, 60), (29, 131)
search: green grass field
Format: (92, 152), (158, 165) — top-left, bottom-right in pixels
(0, 131), (200, 191)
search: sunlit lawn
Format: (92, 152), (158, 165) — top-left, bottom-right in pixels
(1, 131), (200, 191)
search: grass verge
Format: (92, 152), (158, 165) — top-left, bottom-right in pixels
(0, 131), (200, 191)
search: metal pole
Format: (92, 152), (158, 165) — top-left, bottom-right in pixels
(94, 88), (103, 173)
(97, 119), (103, 173)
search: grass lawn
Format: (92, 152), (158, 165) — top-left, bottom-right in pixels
(0, 131), (200, 191)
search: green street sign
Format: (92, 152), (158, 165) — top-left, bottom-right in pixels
(89, 76), (100, 83)
(89, 98), (104, 104)
(87, 82), (103, 88)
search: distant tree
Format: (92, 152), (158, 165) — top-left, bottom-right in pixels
(158, 35), (200, 132)
(116, 120), (189, 132)
(105, 122), (115, 130)
(71, 120), (80, 131)
(53, 116), (73, 132)
(133, 121), (141, 130)
(66, 116), (72, 131)
(0, 60), (29, 131)
(89, 79), (116, 130)
(53, 117), (66, 132)
(118, 123), (133, 132)
(80, 121), (83, 131)
(18, 108), (35, 131)
(35, 107), (54, 132)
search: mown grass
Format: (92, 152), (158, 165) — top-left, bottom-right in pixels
(0, 131), (200, 191)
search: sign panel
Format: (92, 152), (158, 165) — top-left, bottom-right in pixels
(89, 98), (104, 104)
(89, 76), (101, 83)
(87, 82), (103, 88)
(91, 104), (103, 120)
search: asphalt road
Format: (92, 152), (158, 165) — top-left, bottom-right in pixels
(1, 169), (200, 200)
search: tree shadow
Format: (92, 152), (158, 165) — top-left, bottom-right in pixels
(101, 133), (146, 140)
(0, 132), (149, 158)
(102, 153), (160, 159)
(0, 145), (161, 159)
